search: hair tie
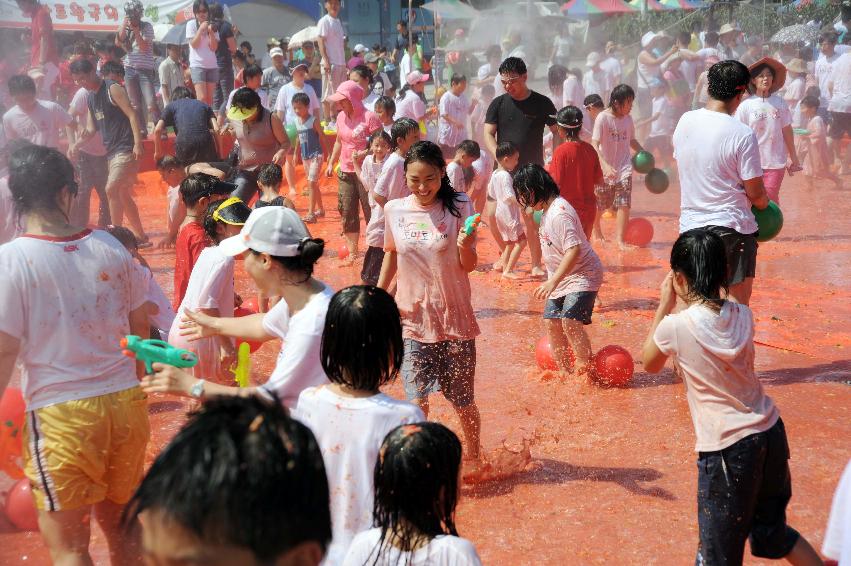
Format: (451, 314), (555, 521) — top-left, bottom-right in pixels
(297, 236), (310, 251)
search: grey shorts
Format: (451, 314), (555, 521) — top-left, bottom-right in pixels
(190, 66), (219, 84)
(543, 291), (597, 324)
(707, 225), (759, 286)
(401, 338), (476, 407)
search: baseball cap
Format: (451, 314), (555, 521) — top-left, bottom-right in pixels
(291, 62), (309, 73)
(219, 206), (312, 257)
(364, 52), (379, 64)
(354, 43), (367, 53)
(270, 47), (285, 58)
(406, 70), (430, 85)
(586, 52), (602, 67)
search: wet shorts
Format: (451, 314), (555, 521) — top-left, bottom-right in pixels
(23, 387), (150, 511)
(360, 245), (385, 285)
(401, 338), (476, 407)
(707, 225), (759, 286)
(828, 111), (851, 140)
(696, 418), (799, 564)
(595, 177), (632, 210)
(543, 291), (598, 324)
(302, 154), (323, 182)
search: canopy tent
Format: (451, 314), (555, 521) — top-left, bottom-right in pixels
(421, 0), (479, 20)
(626, 0), (704, 10)
(560, 0), (635, 17)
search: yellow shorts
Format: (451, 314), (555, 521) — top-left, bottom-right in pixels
(23, 387), (150, 512)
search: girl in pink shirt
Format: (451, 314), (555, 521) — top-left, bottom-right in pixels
(377, 140), (482, 463)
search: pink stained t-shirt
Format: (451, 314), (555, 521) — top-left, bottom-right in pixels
(361, 154), (387, 248)
(538, 197), (603, 298)
(336, 109), (382, 173)
(592, 109), (635, 183)
(384, 193), (480, 343)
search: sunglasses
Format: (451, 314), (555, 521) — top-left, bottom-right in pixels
(500, 75), (522, 86)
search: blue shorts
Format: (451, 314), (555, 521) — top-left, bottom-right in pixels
(401, 338), (476, 407)
(543, 291), (597, 324)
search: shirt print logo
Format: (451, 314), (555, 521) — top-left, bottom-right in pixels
(608, 126), (628, 142)
(400, 218), (448, 243)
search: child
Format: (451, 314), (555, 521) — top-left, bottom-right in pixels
(126, 396), (332, 566)
(489, 141), (525, 278)
(470, 84), (494, 149)
(798, 96), (841, 189)
(582, 93), (604, 143)
(374, 95), (396, 135)
(173, 173), (234, 311)
(446, 139), (480, 196)
(255, 163), (297, 209)
(293, 286), (424, 564)
(356, 130), (392, 285)
(592, 84), (646, 251)
(548, 106), (602, 240)
(342, 422), (483, 565)
(640, 78), (675, 171)
(169, 197), (251, 382)
(438, 74), (472, 158)
(157, 155), (188, 248)
(513, 164), (603, 377)
(293, 92), (327, 223)
(641, 228), (823, 566)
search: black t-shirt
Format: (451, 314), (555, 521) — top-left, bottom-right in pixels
(485, 90), (557, 166)
(162, 98), (215, 144)
(214, 20), (235, 69)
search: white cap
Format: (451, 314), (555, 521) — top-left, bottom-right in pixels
(353, 43), (368, 53)
(641, 31), (657, 48)
(270, 47), (285, 58)
(219, 207), (311, 257)
(586, 52), (602, 67)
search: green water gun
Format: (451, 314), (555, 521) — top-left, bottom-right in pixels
(231, 342), (251, 388)
(121, 335), (198, 374)
(463, 213), (481, 236)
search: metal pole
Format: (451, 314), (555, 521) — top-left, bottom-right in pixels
(408, 0), (413, 50)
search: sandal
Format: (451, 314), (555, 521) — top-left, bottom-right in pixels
(302, 213), (317, 224)
(314, 209), (325, 218)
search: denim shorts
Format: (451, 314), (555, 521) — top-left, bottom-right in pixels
(543, 291), (597, 324)
(401, 338), (476, 407)
(190, 66), (219, 84)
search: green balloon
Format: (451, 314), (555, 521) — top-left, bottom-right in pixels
(632, 150), (655, 174)
(751, 201), (783, 242)
(644, 168), (669, 194)
(533, 210), (542, 225)
(285, 122), (298, 145)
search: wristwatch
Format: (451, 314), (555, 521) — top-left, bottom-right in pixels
(190, 379), (205, 399)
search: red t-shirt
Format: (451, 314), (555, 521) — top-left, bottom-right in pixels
(31, 5), (58, 67)
(173, 222), (209, 311)
(548, 139), (602, 233)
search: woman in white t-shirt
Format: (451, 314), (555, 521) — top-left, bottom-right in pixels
(293, 286), (424, 565)
(185, 0), (220, 106)
(142, 206), (333, 409)
(734, 58), (801, 204)
(342, 422), (483, 566)
(395, 70), (429, 124)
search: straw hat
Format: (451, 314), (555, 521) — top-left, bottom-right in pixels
(785, 58), (806, 74)
(748, 57), (787, 94)
(719, 23), (738, 37)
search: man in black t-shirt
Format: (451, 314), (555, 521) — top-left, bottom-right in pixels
(484, 56), (557, 277)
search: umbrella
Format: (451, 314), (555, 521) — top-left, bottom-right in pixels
(658, 0), (705, 9)
(288, 26), (319, 48)
(421, 0), (479, 20)
(161, 21), (189, 46)
(561, 0), (634, 17)
(627, 0), (670, 10)
(770, 23), (821, 44)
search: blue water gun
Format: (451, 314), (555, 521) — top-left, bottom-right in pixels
(463, 213), (481, 236)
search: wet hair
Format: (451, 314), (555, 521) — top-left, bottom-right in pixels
(404, 141), (463, 218)
(569, 67), (583, 81)
(9, 145), (77, 216)
(456, 140), (480, 159)
(820, 31), (838, 45)
(390, 117), (419, 150)
(8, 75), (36, 96)
(231, 87), (263, 116)
(609, 84), (635, 109)
(70, 57), (95, 75)
(369, 129), (392, 149)
(481, 84), (495, 98)
(512, 163), (559, 209)
(156, 155), (182, 172)
(707, 60), (750, 102)
(240, 40), (252, 52)
(101, 60), (125, 78)
(374, 96), (396, 116)
(670, 228), (728, 306)
(677, 31), (690, 45)
(257, 163), (282, 188)
(106, 225), (138, 251)
(232, 50), (247, 64)
(179, 172), (233, 207)
(171, 86), (193, 100)
(498, 56), (527, 76)
(350, 64), (373, 83)
(548, 64), (567, 90)
(209, 2), (224, 19)
(555, 105), (583, 139)
(800, 95), (819, 109)
(242, 64), (263, 81)
(584, 93), (604, 109)
(372, 422), (462, 556)
(192, 0), (210, 16)
(449, 73), (466, 86)
(203, 198), (251, 243)
(320, 286), (403, 392)
(291, 92), (310, 107)
(123, 395), (331, 561)
(496, 140), (518, 160)
(254, 237), (325, 283)
(805, 85), (821, 99)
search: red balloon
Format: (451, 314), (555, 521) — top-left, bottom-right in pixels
(233, 307), (263, 353)
(241, 296), (260, 314)
(593, 345), (634, 387)
(624, 217), (654, 247)
(5, 479), (39, 531)
(535, 335), (574, 371)
(338, 244), (350, 260)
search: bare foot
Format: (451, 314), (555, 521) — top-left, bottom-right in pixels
(492, 260), (505, 272)
(530, 266), (546, 278)
(618, 241), (638, 251)
(594, 296), (603, 310)
(593, 232), (607, 243)
(502, 271), (522, 280)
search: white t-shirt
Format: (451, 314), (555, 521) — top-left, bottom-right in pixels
(582, 69), (611, 106)
(394, 89), (426, 122)
(592, 110), (634, 182)
(823, 459), (851, 565)
(167, 185), (186, 234)
(654, 302), (779, 452)
(600, 56), (622, 86)
(649, 95), (674, 137)
(317, 14), (346, 66)
(562, 75), (585, 108)
(259, 284), (333, 407)
(273, 82), (321, 125)
(490, 169), (524, 242)
(399, 52), (412, 84)
(828, 52), (851, 114)
(69, 87), (106, 156)
(293, 387), (424, 565)
(438, 91), (469, 148)
(539, 197), (603, 297)
(186, 19), (219, 69)
(470, 149), (493, 197)
(815, 51), (841, 106)
(136, 262), (174, 335)
(2, 100), (72, 149)
(673, 108), (763, 234)
(368, 152), (408, 249)
(343, 528), (483, 566)
(0, 230), (146, 410)
(446, 160), (466, 194)
(361, 154), (387, 248)
(734, 94), (792, 170)
(0, 176), (22, 245)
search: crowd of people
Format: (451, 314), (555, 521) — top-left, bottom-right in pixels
(0, 0), (850, 564)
